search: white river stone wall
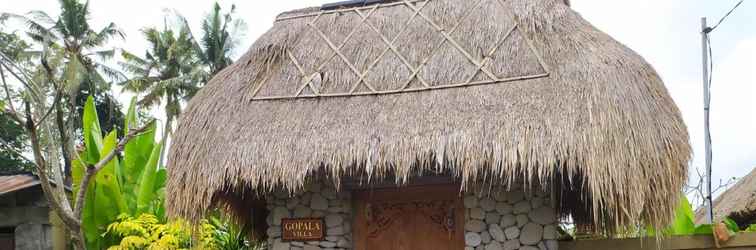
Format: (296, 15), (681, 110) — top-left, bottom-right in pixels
(267, 182), (353, 250)
(463, 187), (558, 250)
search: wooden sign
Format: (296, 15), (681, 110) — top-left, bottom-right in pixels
(281, 218), (325, 241)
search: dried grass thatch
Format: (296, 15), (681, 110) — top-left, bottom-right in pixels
(166, 0), (691, 233)
(696, 168), (756, 226)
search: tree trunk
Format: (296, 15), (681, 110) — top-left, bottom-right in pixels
(55, 103), (73, 186)
(159, 109), (172, 167)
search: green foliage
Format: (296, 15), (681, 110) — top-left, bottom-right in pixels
(201, 216), (256, 250)
(106, 213), (263, 250)
(73, 96), (165, 249)
(746, 224), (756, 232)
(73, 90), (126, 139)
(104, 214), (192, 250)
(0, 31), (33, 175)
(648, 193), (746, 237)
(198, 3), (246, 75)
(4, 0), (126, 139)
(0, 31), (30, 61)
(724, 218), (740, 232)
(0, 112), (33, 174)
(669, 195), (697, 235)
(118, 24), (204, 138)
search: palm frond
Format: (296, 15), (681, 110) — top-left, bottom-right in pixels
(58, 0), (90, 39)
(137, 86), (165, 108)
(94, 62), (127, 82)
(197, 3), (246, 74)
(1, 12), (59, 44)
(83, 22), (124, 48)
(25, 10), (56, 26)
(86, 48), (117, 61)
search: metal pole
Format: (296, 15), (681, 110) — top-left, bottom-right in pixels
(701, 17), (714, 224)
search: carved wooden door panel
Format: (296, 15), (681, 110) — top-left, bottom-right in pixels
(354, 185), (464, 250)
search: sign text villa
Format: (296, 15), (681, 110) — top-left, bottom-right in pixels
(281, 218), (325, 241)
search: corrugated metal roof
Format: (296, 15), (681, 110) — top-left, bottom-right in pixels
(0, 174), (40, 196)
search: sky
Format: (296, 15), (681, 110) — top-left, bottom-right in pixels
(2, 0), (754, 201)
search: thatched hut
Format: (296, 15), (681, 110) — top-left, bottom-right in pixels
(167, 0), (691, 249)
(696, 168), (756, 227)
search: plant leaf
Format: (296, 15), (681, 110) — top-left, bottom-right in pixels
(96, 131), (128, 215)
(136, 141), (162, 214)
(670, 194), (696, 235)
(694, 224), (713, 235)
(82, 95), (103, 162)
(724, 217), (740, 233)
(124, 96), (137, 134)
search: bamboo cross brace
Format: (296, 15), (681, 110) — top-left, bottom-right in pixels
(354, 7), (431, 89)
(286, 35), (321, 96)
(464, 25), (518, 84)
(400, 0), (493, 88)
(293, 8), (379, 97)
(313, 5), (380, 74)
(307, 20), (377, 93)
(352, 0), (432, 91)
(250, 0), (553, 100)
(494, 0), (551, 73)
(405, 0), (499, 81)
(295, 9), (376, 97)
(275, 0), (426, 21)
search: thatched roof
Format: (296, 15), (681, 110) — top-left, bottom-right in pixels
(166, 0), (691, 232)
(695, 168), (756, 226)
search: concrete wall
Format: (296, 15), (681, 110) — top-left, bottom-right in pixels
(14, 223), (53, 250)
(0, 207), (51, 227)
(0, 186), (64, 250)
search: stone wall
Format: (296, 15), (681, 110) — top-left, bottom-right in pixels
(267, 182), (353, 250)
(463, 186), (558, 250)
(265, 182), (558, 250)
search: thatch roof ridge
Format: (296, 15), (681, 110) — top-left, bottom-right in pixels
(167, 0), (691, 233)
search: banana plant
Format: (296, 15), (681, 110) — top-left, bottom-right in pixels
(646, 194), (741, 237)
(72, 96), (165, 249)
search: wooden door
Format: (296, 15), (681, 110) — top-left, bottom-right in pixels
(0, 232), (13, 250)
(354, 185), (464, 250)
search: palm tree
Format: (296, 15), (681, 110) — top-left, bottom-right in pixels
(121, 3), (246, 163)
(1, 0), (125, 184)
(5, 0), (125, 92)
(119, 24), (204, 162)
(197, 3), (246, 76)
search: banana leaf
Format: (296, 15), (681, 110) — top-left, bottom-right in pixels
(76, 95), (170, 247)
(670, 195), (696, 235)
(121, 97), (157, 212)
(136, 141), (162, 214)
(694, 224), (713, 235)
(724, 218), (740, 233)
(82, 96), (103, 163)
(124, 97), (137, 134)
(95, 131), (128, 215)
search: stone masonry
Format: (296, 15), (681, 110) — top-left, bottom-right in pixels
(265, 181), (558, 250)
(267, 181), (353, 250)
(463, 186), (558, 250)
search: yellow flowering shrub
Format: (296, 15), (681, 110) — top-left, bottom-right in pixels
(106, 213), (261, 249)
(105, 214), (199, 250)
